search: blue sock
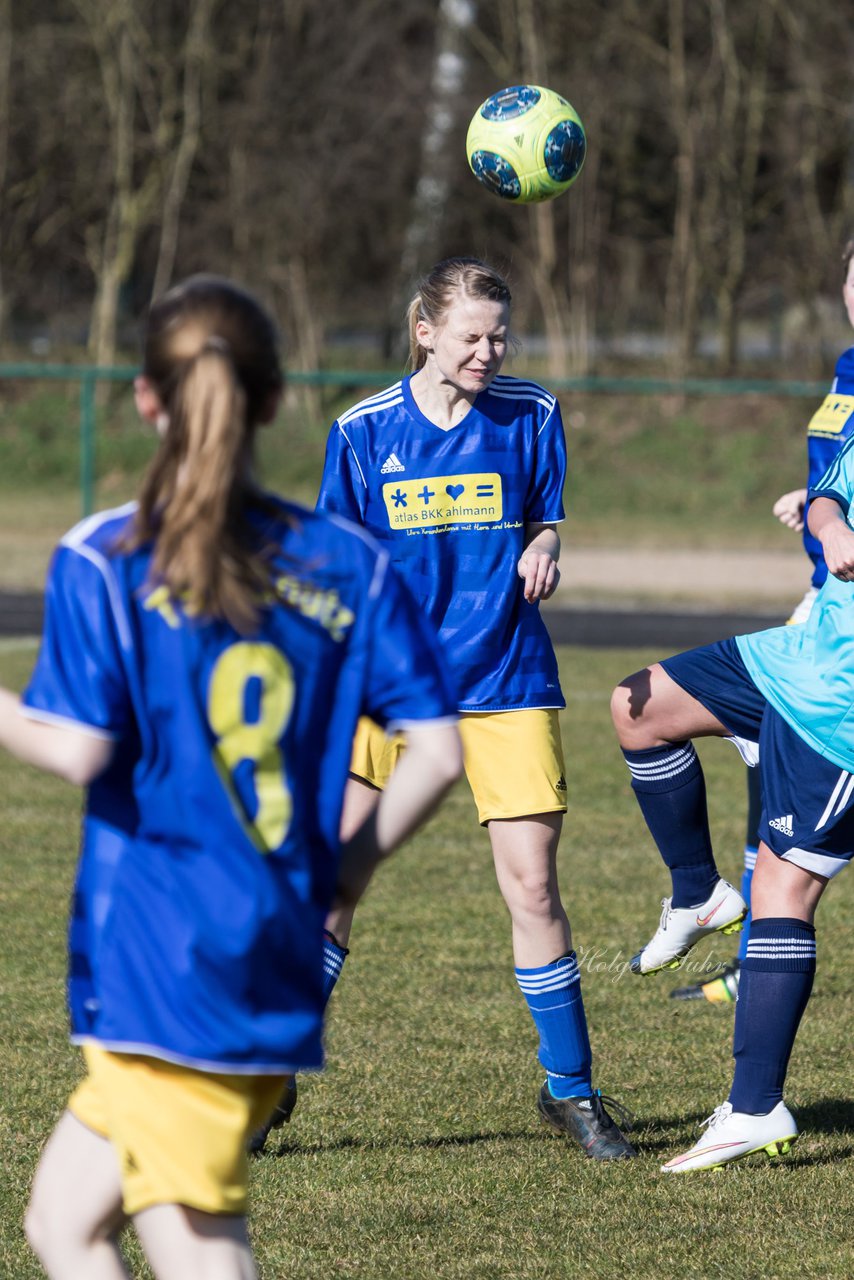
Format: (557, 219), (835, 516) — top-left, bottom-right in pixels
(515, 952), (592, 1098)
(728, 917), (816, 1114)
(736, 845), (756, 964)
(322, 930), (349, 1005)
(622, 742), (719, 908)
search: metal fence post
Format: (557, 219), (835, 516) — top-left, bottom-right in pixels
(79, 369), (97, 517)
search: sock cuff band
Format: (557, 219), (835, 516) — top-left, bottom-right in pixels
(622, 742), (699, 792)
(745, 918), (816, 971)
(516, 952), (580, 996)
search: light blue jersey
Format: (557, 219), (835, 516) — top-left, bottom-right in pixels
(736, 432), (854, 772)
(316, 373), (566, 711)
(23, 496), (455, 1072)
(802, 347), (854, 587)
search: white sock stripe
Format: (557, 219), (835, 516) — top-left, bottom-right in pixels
(815, 769), (852, 831)
(626, 754), (698, 784)
(746, 942), (816, 957)
(323, 948), (346, 978)
(516, 966), (581, 996)
(625, 745), (696, 775)
(743, 848), (758, 870)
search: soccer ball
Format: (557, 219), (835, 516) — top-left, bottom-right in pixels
(465, 85), (586, 203)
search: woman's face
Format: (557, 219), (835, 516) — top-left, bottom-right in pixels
(844, 256), (854, 332)
(418, 294), (510, 395)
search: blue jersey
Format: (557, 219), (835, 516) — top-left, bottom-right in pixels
(803, 347), (854, 587)
(23, 496), (455, 1072)
(316, 373), (566, 712)
(736, 432), (854, 772)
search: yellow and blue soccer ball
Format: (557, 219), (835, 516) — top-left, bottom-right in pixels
(465, 85), (586, 203)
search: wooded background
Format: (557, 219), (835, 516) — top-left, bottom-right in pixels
(3, 0), (853, 376)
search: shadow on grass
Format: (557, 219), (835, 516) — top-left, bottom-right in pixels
(261, 1128), (543, 1158)
(254, 1098), (854, 1163)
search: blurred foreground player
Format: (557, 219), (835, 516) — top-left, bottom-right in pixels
(9, 274), (461, 1279)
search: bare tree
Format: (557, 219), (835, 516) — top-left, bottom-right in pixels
(0, 0), (11, 343)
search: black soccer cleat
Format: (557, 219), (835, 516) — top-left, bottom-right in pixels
(248, 1075), (298, 1155)
(537, 1085), (637, 1160)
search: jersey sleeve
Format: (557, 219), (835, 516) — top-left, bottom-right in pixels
(360, 555), (457, 730)
(525, 397), (567, 523)
(316, 423), (368, 521)
(808, 431), (854, 516)
(23, 543), (132, 737)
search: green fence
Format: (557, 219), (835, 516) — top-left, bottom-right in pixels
(0, 362), (828, 517)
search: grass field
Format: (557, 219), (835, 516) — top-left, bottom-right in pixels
(0, 377), (816, 591)
(2, 640), (852, 1279)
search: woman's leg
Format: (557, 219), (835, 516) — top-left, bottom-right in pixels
(727, 844), (826, 1114)
(133, 1205), (256, 1280)
(489, 811), (634, 1157)
(612, 663), (747, 970)
(488, 812), (568, 968)
(324, 774), (381, 948)
(25, 1111), (129, 1279)
(662, 847), (827, 1172)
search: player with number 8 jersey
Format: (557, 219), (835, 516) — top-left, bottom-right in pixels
(12, 275), (461, 1279)
(25, 493), (453, 1069)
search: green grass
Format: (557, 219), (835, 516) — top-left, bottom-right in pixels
(1, 641), (852, 1278)
(0, 380), (812, 590)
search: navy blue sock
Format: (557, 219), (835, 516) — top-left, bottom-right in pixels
(622, 742), (719, 907)
(515, 952), (592, 1098)
(322, 930), (349, 1006)
(729, 917), (816, 1114)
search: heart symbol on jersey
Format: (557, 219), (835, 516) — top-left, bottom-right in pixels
(446, 484), (464, 500)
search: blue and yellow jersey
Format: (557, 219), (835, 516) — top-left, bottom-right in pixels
(22, 496), (455, 1072)
(803, 346), (854, 586)
(737, 429), (854, 772)
(317, 373), (566, 712)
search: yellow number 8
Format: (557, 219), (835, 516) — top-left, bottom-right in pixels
(207, 642), (295, 853)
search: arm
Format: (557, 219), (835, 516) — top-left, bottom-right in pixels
(772, 488), (808, 532)
(518, 522), (561, 603)
(808, 496), (854, 579)
(0, 687), (114, 786)
(332, 721), (462, 908)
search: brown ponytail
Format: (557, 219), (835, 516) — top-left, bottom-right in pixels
(126, 276), (284, 634)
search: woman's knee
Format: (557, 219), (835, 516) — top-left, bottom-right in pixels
(610, 669), (660, 746)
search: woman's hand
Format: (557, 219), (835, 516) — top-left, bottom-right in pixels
(519, 522), (561, 602)
(517, 548), (560, 602)
(772, 488), (808, 532)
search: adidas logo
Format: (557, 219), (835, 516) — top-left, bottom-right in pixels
(380, 452), (405, 474)
(555, 774), (567, 793)
(769, 814), (794, 837)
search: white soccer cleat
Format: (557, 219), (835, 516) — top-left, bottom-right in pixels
(630, 878), (747, 975)
(661, 1100), (798, 1172)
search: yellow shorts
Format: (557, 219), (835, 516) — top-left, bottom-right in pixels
(351, 709), (567, 824)
(69, 1044), (286, 1217)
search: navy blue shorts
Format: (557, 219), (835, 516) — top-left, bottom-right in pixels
(662, 638), (854, 879)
